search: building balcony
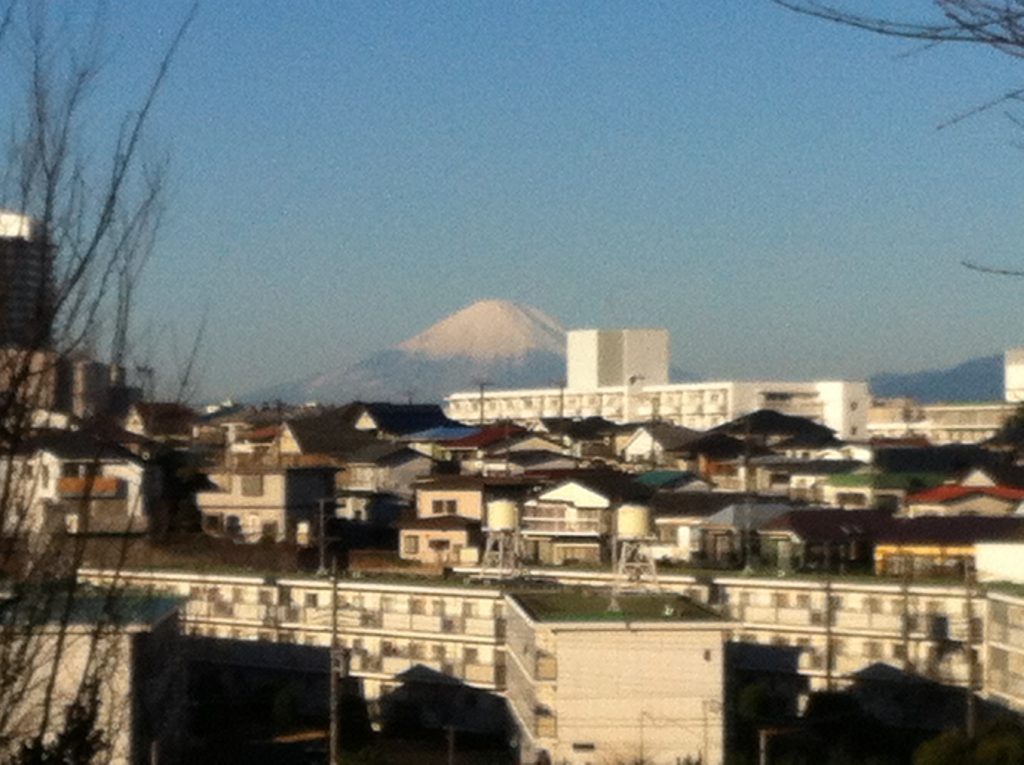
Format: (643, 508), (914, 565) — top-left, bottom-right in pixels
(57, 476), (125, 499)
(381, 655), (413, 675)
(535, 653), (557, 681)
(521, 518), (602, 535)
(464, 662), (497, 685)
(534, 709), (556, 739)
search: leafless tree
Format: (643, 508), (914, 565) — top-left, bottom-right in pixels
(775, 1), (1024, 274)
(0, 1), (196, 761)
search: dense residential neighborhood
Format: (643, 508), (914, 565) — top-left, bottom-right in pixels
(7, 211), (1024, 761)
(7, 2), (1024, 762)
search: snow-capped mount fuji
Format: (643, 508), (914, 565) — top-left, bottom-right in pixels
(397, 299), (565, 360)
(246, 300), (568, 405)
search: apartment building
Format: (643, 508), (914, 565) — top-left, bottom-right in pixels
(984, 588), (1024, 713)
(78, 560), (1024, 762)
(0, 591), (182, 764)
(81, 568), (508, 708)
(505, 591), (727, 765)
(445, 329), (869, 439)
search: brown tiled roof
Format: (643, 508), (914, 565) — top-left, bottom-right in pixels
(878, 516), (1024, 546)
(132, 402), (195, 437)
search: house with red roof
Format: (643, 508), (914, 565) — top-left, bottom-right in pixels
(904, 466), (1024, 518)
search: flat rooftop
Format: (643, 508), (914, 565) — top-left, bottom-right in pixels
(511, 590), (723, 623)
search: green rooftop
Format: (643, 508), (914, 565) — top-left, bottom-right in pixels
(512, 590), (723, 623)
(826, 471), (947, 490)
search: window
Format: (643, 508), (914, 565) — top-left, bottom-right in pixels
(40, 465), (49, 488)
(464, 647), (479, 664)
(410, 598), (426, 615)
(796, 594), (810, 609)
(261, 522), (278, 541)
(432, 644), (447, 660)
(864, 597), (881, 615)
(403, 535), (420, 555)
(305, 592), (319, 608)
(240, 474), (264, 497)
(773, 593), (789, 608)
(430, 499), (457, 515)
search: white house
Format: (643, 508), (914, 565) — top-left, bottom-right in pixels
(1, 429), (161, 538)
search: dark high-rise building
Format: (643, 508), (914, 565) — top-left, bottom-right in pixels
(0, 211), (51, 349)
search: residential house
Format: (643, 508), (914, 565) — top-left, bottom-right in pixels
(757, 508), (895, 572)
(397, 475), (540, 566)
(337, 443), (434, 524)
(693, 502), (795, 566)
(618, 421), (702, 465)
(197, 465), (336, 543)
(822, 471), (947, 511)
(536, 416), (622, 461)
(787, 459), (866, 503)
(278, 405), (378, 467)
(353, 402), (460, 439)
(520, 471), (653, 565)
(648, 492), (753, 562)
(874, 516), (1024, 577)
(1, 429), (163, 537)
(903, 465), (1024, 518)
(462, 432), (570, 475)
(635, 470), (714, 493)
(479, 449), (578, 477)
(123, 401), (195, 444)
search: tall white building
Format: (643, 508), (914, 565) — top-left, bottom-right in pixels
(445, 327), (870, 438)
(1005, 348), (1024, 403)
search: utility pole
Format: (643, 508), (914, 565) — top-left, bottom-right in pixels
(900, 550), (913, 673)
(317, 498), (333, 577)
(446, 725), (455, 765)
(476, 380), (491, 425)
(824, 543), (834, 692)
(964, 563), (978, 740)
(329, 559), (339, 764)
(328, 559), (352, 765)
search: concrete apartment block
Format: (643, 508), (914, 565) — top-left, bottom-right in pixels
(505, 591), (727, 765)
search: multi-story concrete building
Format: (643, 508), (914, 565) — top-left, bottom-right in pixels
(505, 591), (727, 765)
(0, 210), (50, 348)
(446, 329), (869, 438)
(83, 559), (1024, 761)
(81, 568), (509, 709)
(1005, 348), (1024, 403)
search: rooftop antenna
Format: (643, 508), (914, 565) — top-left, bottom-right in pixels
(473, 379), (492, 426)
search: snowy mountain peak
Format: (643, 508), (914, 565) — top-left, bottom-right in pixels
(397, 299), (566, 361)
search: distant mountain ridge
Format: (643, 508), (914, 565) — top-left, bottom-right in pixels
(868, 354), (1003, 403)
(246, 300), (569, 405)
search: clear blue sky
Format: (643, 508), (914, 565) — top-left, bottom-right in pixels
(13, 2), (1024, 399)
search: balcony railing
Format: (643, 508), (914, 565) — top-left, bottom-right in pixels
(521, 518), (602, 535)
